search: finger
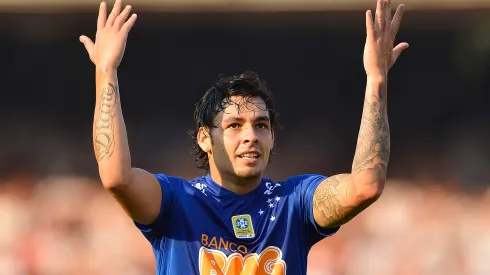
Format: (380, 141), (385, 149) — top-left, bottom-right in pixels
(384, 0), (392, 32)
(365, 10), (375, 40)
(121, 13), (137, 34)
(79, 35), (95, 56)
(374, 0), (384, 33)
(106, 0), (122, 27)
(115, 5), (132, 30)
(391, 42), (409, 64)
(391, 4), (405, 38)
(97, 2), (107, 29)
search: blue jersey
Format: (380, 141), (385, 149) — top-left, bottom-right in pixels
(134, 173), (340, 275)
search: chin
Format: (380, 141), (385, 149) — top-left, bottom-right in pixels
(235, 167), (263, 179)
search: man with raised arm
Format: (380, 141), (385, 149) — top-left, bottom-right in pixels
(79, 0), (408, 274)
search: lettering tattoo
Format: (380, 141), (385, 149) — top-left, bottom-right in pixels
(94, 83), (118, 162)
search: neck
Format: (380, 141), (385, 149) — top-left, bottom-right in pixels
(208, 169), (262, 195)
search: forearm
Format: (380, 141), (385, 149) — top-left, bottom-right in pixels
(351, 76), (390, 195)
(93, 68), (131, 188)
(312, 77), (389, 227)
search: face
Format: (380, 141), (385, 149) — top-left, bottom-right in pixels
(198, 96), (274, 181)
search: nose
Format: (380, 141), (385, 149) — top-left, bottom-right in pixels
(241, 124), (258, 144)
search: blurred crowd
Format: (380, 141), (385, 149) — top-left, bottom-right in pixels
(0, 173), (489, 275)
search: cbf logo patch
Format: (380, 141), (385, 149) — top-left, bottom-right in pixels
(231, 214), (255, 239)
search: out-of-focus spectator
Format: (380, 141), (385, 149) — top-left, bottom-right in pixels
(0, 173), (489, 275)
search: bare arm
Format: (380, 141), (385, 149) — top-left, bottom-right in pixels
(313, 79), (388, 228)
(95, 69), (161, 225)
(81, 1), (161, 225)
(313, 0), (409, 228)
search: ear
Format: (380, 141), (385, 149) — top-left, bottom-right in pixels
(197, 127), (212, 154)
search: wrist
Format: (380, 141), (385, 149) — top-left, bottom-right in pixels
(96, 66), (117, 78)
(366, 73), (387, 84)
(365, 74), (387, 100)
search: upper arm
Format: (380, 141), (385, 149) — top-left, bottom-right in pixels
(312, 173), (379, 228)
(106, 167), (162, 225)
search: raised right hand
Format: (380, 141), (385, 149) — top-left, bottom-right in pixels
(79, 0), (137, 70)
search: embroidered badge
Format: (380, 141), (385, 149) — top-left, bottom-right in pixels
(231, 214), (255, 239)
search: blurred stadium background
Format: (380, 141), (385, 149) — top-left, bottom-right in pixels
(1, 0), (490, 274)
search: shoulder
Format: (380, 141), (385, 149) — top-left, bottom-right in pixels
(276, 174), (328, 187)
(260, 174), (327, 198)
(152, 173), (207, 193)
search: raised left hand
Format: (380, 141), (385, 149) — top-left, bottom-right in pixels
(363, 0), (409, 78)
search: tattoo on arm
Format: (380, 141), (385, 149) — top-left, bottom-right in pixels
(313, 175), (357, 226)
(313, 84), (389, 228)
(94, 83), (118, 162)
(352, 84), (390, 180)
(313, 174), (375, 227)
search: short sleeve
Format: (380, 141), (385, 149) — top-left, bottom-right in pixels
(291, 174), (340, 245)
(134, 173), (175, 241)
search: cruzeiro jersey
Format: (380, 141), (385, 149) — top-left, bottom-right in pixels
(134, 173), (340, 275)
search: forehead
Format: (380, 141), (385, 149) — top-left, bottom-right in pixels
(218, 96), (269, 121)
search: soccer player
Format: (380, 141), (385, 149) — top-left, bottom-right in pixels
(79, 0), (408, 274)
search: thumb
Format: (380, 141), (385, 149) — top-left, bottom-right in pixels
(391, 42), (409, 65)
(79, 35), (95, 56)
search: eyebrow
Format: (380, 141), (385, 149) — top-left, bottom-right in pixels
(222, 116), (270, 124)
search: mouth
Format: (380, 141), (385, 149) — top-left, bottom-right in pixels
(237, 152), (260, 159)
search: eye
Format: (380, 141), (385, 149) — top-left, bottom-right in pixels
(256, 123), (269, 129)
(228, 123), (240, 129)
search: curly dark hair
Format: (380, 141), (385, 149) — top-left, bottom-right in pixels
(189, 71), (280, 171)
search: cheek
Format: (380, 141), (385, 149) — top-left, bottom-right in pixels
(211, 140), (232, 160)
(261, 132), (274, 148)
(212, 139), (225, 153)
(221, 133), (240, 153)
